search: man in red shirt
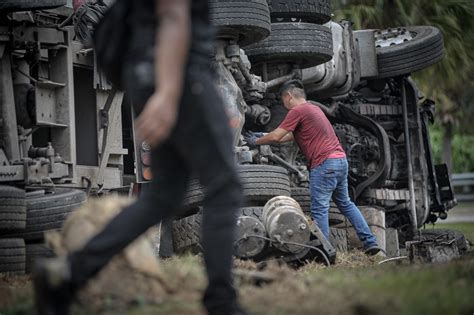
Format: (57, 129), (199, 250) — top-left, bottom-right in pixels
(246, 80), (381, 254)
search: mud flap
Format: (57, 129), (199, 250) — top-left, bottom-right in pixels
(435, 164), (457, 208)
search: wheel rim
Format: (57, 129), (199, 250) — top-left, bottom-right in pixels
(375, 28), (415, 49)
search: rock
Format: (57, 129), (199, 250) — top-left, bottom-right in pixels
(45, 196), (169, 311)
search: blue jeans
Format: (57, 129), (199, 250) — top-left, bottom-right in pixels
(310, 157), (378, 249)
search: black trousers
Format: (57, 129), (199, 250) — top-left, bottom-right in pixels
(68, 56), (243, 314)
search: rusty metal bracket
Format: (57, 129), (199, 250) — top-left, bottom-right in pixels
(96, 89), (124, 188)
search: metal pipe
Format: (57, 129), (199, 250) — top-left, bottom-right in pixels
(268, 153), (307, 181)
(265, 73), (296, 89)
(401, 78), (418, 234)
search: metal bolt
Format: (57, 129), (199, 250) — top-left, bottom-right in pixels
(286, 229), (294, 236)
(299, 223), (307, 230)
(141, 142), (151, 151)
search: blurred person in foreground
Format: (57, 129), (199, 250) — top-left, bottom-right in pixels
(245, 80), (382, 255)
(33, 0), (245, 314)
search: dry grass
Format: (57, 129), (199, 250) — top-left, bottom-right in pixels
(0, 274), (32, 310)
(1, 252), (473, 315)
(1, 224), (474, 315)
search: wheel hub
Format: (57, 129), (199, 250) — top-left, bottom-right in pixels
(375, 28), (414, 48)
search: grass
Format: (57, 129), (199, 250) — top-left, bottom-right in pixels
(433, 222), (474, 244)
(1, 224), (474, 315)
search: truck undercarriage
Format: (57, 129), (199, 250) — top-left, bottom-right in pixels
(0, 0), (462, 272)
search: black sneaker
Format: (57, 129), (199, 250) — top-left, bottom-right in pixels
(364, 245), (384, 256)
(33, 257), (74, 315)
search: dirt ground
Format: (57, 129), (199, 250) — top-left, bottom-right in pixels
(1, 223), (473, 315)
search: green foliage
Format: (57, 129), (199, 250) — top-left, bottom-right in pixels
(445, 133), (474, 173)
(429, 122), (443, 162)
(334, 2), (382, 29)
(458, 81), (474, 135)
(430, 122), (474, 173)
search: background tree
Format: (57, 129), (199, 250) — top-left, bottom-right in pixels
(332, 0), (474, 173)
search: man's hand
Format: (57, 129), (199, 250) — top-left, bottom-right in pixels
(244, 129), (290, 147)
(244, 131), (264, 147)
(135, 92), (178, 147)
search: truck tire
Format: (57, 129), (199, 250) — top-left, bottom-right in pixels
(181, 180), (205, 213)
(181, 165), (291, 210)
(419, 229), (468, 254)
(172, 213), (202, 254)
(0, 0), (66, 11)
(328, 204), (345, 226)
(240, 206), (264, 219)
(245, 22), (333, 68)
(291, 187), (311, 214)
(0, 238), (25, 274)
(210, 0), (271, 47)
(373, 26), (444, 79)
(0, 186), (26, 231)
(329, 228), (348, 252)
(25, 243), (54, 273)
(6, 188), (87, 241)
(267, 0), (331, 24)
(172, 207), (264, 254)
(240, 165), (291, 204)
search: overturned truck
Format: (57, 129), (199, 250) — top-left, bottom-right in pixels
(165, 0), (462, 263)
(0, 0), (463, 273)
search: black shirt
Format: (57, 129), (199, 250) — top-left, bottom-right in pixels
(128, 0), (214, 64)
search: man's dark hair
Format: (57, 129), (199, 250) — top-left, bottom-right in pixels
(279, 80), (306, 99)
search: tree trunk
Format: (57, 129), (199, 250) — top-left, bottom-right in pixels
(442, 123), (453, 174)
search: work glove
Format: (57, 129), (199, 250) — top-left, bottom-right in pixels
(244, 131), (264, 147)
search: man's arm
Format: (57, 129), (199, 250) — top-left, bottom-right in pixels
(280, 132), (294, 143)
(135, 0), (191, 147)
(256, 128), (291, 145)
(154, 0), (190, 101)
